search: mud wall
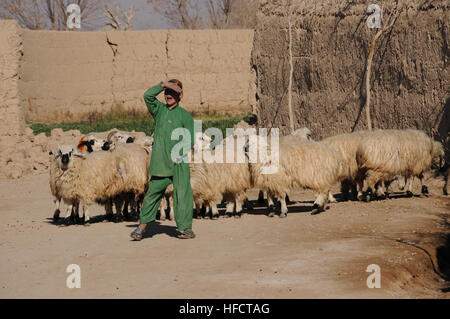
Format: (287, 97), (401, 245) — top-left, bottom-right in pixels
(0, 20), (24, 136)
(17, 28), (254, 123)
(252, 0), (449, 149)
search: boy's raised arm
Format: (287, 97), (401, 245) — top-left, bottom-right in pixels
(143, 82), (165, 117)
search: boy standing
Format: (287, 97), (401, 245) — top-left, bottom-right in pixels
(131, 79), (195, 240)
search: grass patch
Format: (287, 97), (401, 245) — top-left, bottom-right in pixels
(30, 113), (257, 138)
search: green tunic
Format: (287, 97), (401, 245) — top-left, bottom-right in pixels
(144, 83), (195, 177)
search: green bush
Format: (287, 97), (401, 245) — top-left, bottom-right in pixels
(30, 113), (257, 138)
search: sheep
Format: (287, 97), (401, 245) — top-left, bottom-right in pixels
(49, 144), (80, 223)
(321, 131), (371, 201)
(50, 142), (151, 224)
(105, 130), (154, 219)
(107, 143), (151, 221)
(356, 129), (444, 201)
(134, 135), (154, 150)
(200, 135), (252, 218)
(50, 137), (110, 223)
(77, 134), (110, 153)
(321, 131), (410, 202)
(280, 127), (313, 145)
(51, 147), (125, 223)
(247, 136), (342, 217)
(107, 130), (135, 145)
(257, 127), (313, 206)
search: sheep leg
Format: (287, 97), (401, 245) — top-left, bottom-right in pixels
(328, 192), (337, 204)
(53, 197), (61, 222)
(340, 180), (351, 201)
(235, 197), (245, 218)
(364, 171), (380, 202)
(73, 203), (80, 224)
(285, 194), (291, 204)
(279, 194), (288, 218)
(418, 174), (428, 196)
(159, 197), (167, 221)
(169, 195), (175, 221)
(405, 177), (414, 197)
(113, 198), (124, 223)
(122, 197), (132, 221)
(350, 183), (358, 201)
(105, 200), (114, 222)
(236, 193), (250, 217)
(200, 205), (207, 219)
(375, 181), (386, 199)
(311, 193), (328, 215)
(244, 197), (253, 211)
(225, 201), (234, 218)
(356, 179), (365, 202)
(128, 196), (140, 221)
(81, 203), (90, 224)
(266, 192), (276, 218)
(383, 180), (393, 199)
(193, 202), (202, 219)
(62, 204), (74, 225)
(257, 190), (265, 204)
(210, 201), (219, 219)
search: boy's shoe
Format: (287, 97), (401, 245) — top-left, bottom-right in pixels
(178, 228), (196, 239)
(130, 227), (144, 241)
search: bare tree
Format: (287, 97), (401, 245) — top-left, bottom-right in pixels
(364, 3), (400, 130)
(146, 0), (204, 29)
(0, 0), (103, 30)
(207, 0), (234, 29)
(102, 0), (135, 31)
(207, 0), (258, 29)
(0, 0), (43, 29)
(146, 0), (258, 29)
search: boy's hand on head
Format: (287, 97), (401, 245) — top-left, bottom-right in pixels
(161, 81), (182, 94)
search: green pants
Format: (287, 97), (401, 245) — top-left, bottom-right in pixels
(140, 163), (193, 231)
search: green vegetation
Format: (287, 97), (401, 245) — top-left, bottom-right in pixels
(30, 113), (257, 138)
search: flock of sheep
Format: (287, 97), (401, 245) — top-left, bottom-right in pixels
(49, 126), (448, 225)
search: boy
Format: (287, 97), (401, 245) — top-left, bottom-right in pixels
(130, 79), (195, 240)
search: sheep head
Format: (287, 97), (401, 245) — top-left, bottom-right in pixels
(291, 127), (313, 141)
(77, 135), (110, 153)
(107, 130), (134, 145)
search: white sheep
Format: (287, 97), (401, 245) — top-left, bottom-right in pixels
(247, 136), (342, 217)
(356, 129), (444, 201)
(107, 130), (135, 145)
(50, 137), (110, 223)
(107, 143), (151, 221)
(49, 144), (79, 223)
(106, 130), (154, 219)
(50, 142), (150, 224)
(321, 131), (371, 201)
(257, 127), (313, 206)
(196, 135), (252, 218)
(76, 134), (110, 153)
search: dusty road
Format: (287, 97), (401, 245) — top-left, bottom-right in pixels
(0, 173), (449, 298)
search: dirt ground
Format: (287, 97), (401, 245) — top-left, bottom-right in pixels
(0, 172), (449, 299)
